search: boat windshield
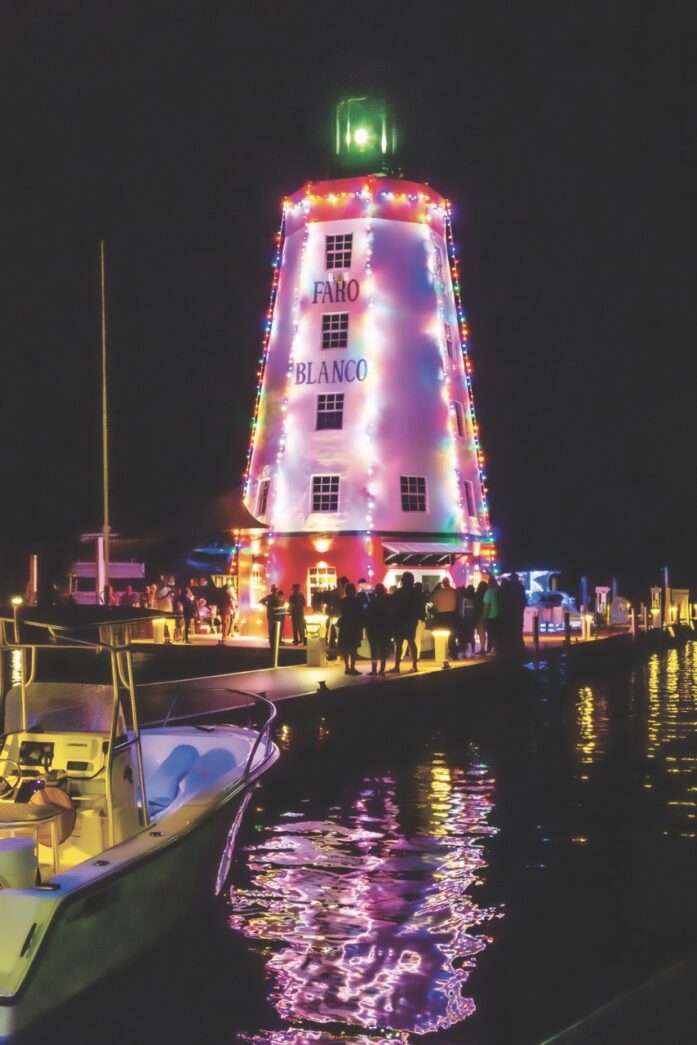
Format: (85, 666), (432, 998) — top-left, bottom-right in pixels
(3, 683), (125, 736)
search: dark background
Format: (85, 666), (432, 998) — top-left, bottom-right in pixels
(0, 1), (694, 598)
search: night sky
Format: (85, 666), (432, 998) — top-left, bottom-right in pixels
(1, 2), (694, 597)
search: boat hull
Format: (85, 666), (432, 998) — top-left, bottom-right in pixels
(0, 772), (263, 1039)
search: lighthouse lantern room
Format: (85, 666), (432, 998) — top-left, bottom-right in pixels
(240, 98), (496, 627)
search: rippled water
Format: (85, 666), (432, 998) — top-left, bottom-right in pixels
(19, 641), (697, 1045)
(230, 760), (499, 1041)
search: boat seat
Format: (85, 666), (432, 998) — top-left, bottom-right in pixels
(146, 745), (198, 816)
(181, 748), (238, 797)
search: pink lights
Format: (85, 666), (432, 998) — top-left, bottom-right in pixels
(241, 169), (497, 612)
(229, 757), (501, 1040)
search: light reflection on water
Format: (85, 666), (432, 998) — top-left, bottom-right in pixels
(229, 754), (500, 1042)
(575, 684), (609, 771)
(644, 643), (697, 837)
(11, 648), (22, 685)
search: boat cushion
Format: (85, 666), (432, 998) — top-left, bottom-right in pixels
(181, 749), (238, 796)
(146, 745), (198, 816)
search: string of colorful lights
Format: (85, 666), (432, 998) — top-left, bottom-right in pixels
(242, 214), (286, 503)
(429, 229), (469, 536)
(269, 223), (310, 531)
(444, 207), (497, 567)
(362, 220), (377, 581)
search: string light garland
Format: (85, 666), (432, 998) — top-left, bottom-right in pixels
(362, 219), (377, 581)
(243, 211), (287, 503)
(243, 175), (496, 604)
(444, 205), (497, 568)
(269, 222), (311, 531)
(430, 230), (468, 536)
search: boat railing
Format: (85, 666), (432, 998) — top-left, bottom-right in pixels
(163, 687), (277, 777)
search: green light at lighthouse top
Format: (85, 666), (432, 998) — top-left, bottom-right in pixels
(335, 97), (397, 173)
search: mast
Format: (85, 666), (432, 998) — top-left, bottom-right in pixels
(100, 240), (111, 596)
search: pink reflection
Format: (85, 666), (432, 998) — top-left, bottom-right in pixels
(240, 1029), (407, 1044)
(240, 1029), (408, 1044)
(229, 761), (500, 1040)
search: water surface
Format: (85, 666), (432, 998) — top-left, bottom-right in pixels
(20, 642), (697, 1044)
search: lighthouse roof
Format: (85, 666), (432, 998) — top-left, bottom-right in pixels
(283, 176), (448, 233)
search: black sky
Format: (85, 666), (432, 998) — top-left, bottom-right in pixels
(0, 1), (695, 596)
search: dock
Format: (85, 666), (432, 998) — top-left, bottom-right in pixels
(134, 623), (694, 726)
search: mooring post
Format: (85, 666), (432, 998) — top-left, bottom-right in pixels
(630, 607), (636, 638)
(564, 611), (571, 647)
(580, 576), (589, 611)
(532, 610), (540, 655)
(272, 619), (281, 668)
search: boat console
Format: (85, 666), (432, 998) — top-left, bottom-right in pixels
(0, 720), (141, 871)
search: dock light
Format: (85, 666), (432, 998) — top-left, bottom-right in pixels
(10, 596), (23, 643)
(432, 628), (451, 667)
(305, 614), (327, 638)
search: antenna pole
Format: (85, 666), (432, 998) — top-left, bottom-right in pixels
(100, 240), (111, 596)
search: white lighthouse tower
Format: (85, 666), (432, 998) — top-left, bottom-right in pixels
(240, 98), (495, 623)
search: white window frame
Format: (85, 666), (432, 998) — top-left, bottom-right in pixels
(463, 479), (476, 518)
(311, 474), (340, 513)
(308, 565), (337, 600)
(400, 475), (427, 513)
(316, 393), (344, 430)
(433, 245), (444, 278)
(444, 322), (454, 360)
(321, 312), (349, 349)
(251, 563), (266, 607)
(453, 401), (465, 437)
(325, 233), (353, 270)
(256, 477), (270, 517)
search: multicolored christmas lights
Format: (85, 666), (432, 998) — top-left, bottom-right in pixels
(243, 173), (497, 591)
(269, 223), (310, 531)
(243, 213), (286, 502)
(444, 206), (497, 566)
(362, 221), (378, 581)
(429, 229), (469, 536)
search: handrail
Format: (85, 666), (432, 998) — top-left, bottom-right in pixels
(241, 691), (277, 778)
(187, 687), (277, 778)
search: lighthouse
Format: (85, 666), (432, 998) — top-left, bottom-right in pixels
(240, 98), (495, 628)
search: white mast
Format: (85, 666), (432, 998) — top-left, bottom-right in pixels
(100, 240), (111, 600)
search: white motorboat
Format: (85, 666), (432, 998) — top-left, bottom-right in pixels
(0, 606), (279, 1038)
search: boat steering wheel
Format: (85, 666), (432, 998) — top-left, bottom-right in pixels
(0, 759), (21, 799)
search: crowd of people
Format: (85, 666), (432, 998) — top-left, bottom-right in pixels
(260, 571), (527, 675)
(100, 575), (239, 644)
(98, 569), (528, 662)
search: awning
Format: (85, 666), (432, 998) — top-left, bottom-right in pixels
(383, 541), (472, 566)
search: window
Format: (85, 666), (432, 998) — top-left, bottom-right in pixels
(463, 480), (476, 518)
(321, 313), (349, 349)
(453, 402), (465, 437)
(433, 245), (444, 278)
(316, 393), (344, 430)
(400, 475), (427, 512)
(326, 233), (353, 270)
(308, 565), (337, 600)
(251, 563), (266, 607)
(256, 478), (270, 516)
(312, 474), (340, 512)
(444, 322), (454, 360)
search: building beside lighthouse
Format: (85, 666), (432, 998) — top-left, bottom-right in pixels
(239, 98), (496, 629)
